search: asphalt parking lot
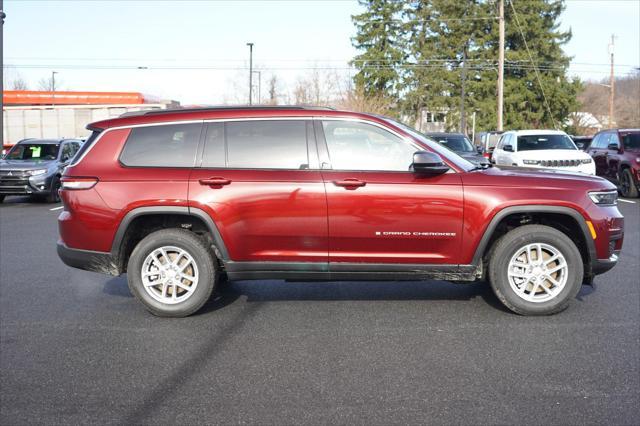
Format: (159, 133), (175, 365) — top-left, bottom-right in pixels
(1, 196), (638, 425)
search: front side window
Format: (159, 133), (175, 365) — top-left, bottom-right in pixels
(322, 121), (417, 171)
(226, 120), (308, 169)
(6, 143), (59, 161)
(60, 144), (74, 161)
(516, 134), (577, 151)
(120, 123), (202, 167)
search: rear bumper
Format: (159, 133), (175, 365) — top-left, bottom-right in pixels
(57, 241), (120, 276)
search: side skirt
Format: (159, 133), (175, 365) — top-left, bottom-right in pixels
(224, 261), (480, 282)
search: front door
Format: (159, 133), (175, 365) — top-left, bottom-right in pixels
(189, 119), (328, 264)
(317, 119), (464, 266)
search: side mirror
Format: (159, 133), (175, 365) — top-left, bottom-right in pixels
(503, 144), (514, 152)
(412, 151), (449, 176)
(607, 143), (620, 151)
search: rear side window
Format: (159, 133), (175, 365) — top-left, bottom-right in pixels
(120, 123), (202, 167)
(226, 121), (308, 169)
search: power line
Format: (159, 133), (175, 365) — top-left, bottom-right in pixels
(508, 0), (557, 130)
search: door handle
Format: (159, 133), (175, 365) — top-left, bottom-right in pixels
(333, 178), (366, 188)
(199, 177), (231, 186)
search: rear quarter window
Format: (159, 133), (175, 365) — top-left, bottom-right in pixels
(120, 123), (202, 167)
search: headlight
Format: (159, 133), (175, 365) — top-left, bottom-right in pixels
(635, 157), (640, 164)
(523, 159), (540, 165)
(580, 158), (592, 164)
(28, 169), (48, 176)
(589, 191), (617, 205)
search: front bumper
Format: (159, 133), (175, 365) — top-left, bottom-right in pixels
(592, 252), (620, 275)
(57, 241), (120, 276)
(0, 173), (53, 195)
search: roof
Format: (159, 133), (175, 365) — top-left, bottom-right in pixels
(16, 138), (80, 145)
(4, 90), (147, 106)
(423, 132), (466, 137)
(503, 129), (568, 136)
(88, 106), (380, 131)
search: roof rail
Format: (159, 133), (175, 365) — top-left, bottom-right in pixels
(119, 105), (336, 118)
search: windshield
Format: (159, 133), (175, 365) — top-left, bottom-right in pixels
(621, 132), (640, 150)
(517, 134), (577, 151)
(430, 135), (475, 153)
(380, 117), (475, 172)
(5, 143), (59, 160)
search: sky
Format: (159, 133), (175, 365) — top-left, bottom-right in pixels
(2, 0), (639, 105)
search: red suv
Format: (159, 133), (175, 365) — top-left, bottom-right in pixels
(587, 129), (640, 198)
(57, 107), (624, 317)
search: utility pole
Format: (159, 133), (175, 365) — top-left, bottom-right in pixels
(52, 71), (58, 107)
(460, 45), (467, 134)
(246, 42), (254, 105)
(608, 34), (615, 128)
(497, 0), (505, 131)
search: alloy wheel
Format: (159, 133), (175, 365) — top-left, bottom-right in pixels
(141, 246), (199, 304)
(507, 243), (568, 303)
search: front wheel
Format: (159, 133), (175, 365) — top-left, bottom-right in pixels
(46, 176), (61, 203)
(488, 225), (583, 315)
(620, 168), (639, 198)
(127, 229), (217, 317)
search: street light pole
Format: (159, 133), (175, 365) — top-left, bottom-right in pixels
(246, 42), (254, 105)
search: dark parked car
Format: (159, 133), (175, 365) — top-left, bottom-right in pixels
(0, 138), (83, 203)
(571, 135), (593, 151)
(57, 106), (622, 317)
(424, 132), (489, 166)
(587, 129), (640, 198)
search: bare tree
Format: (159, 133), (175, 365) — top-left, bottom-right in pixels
(267, 75), (280, 105)
(38, 76), (62, 91)
(579, 71), (640, 128)
(9, 76), (29, 90)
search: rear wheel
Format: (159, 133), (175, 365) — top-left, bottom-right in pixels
(127, 228), (217, 317)
(619, 168), (639, 198)
(488, 225), (583, 315)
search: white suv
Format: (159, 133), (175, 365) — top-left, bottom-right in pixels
(492, 130), (595, 175)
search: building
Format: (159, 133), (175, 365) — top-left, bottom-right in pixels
(2, 91), (178, 148)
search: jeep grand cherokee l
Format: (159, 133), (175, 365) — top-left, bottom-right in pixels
(57, 107), (624, 317)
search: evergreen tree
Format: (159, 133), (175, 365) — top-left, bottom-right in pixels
(352, 0), (582, 131)
(351, 0), (406, 105)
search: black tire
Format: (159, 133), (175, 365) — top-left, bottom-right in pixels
(0, 195), (5, 203)
(127, 228), (217, 317)
(488, 225), (583, 316)
(46, 175), (61, 203)
(620, 168), (639, 198)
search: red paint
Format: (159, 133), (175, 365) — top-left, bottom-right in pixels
(59, 108), (624, 268)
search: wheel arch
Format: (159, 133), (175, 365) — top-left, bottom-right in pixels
(110, 206), (229, 273)
(472, 205), (597, 278)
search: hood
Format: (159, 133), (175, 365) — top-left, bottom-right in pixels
(0, 159), (55, 171)
(514, 149), (590, 161)
(466, 164), (616, 192)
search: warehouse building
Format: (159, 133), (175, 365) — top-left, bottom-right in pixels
(2, 91), (178, 148)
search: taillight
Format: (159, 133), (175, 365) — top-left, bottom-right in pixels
(60, 177), (99, 190)
(483, 152), (491, 159)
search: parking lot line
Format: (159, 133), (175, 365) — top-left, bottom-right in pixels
(618, 199), (636, 204)
(49, 206), (64, 211)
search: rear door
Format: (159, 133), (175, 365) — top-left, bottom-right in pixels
(317, 119), (464, 265)
(189, 119), (328, 264)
